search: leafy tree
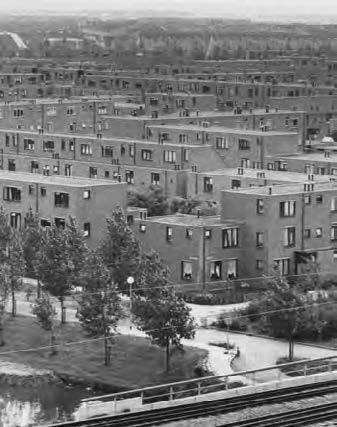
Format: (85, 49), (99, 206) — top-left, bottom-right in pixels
(0, 264), (11, 346)
(78, 253), (121, 365)
(22, 209), (44, 280)
(133, 287), (195, 371)
(34, 218), (89, 323)
(128, 186), (169, 217)
(0, 207), (11, 261)
(99, 207), (142, 293)
(169, 196), (201, 215)
(7, 232), (26, 317)
(32, 295), (57, 355)
(138, 250), (170, 297)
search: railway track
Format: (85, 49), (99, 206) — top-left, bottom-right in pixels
(221, 401), (337, 426)
(45, 379), (337, 427)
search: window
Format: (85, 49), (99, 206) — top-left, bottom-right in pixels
(331, 224), (337, 241)
(67, 106), (76, 116)
(23, 138), (34, 151)
(105, 171), (110, 179)
(274, 258), (290, 276)
(166, 227), (173, 241)
(120, 145), (126, 156)
(317, 167), (326, 175)
(13, 108), (24, 118)
(210, 261), (222, 280)
(334, 250), (337, 261)
(304, 195), (311, 205)
(315, 227), (322, 237)
(182, 261), (192, 280)
(54, 217), (65, 228)
(3, 187), (21, 202)
(65, 164), (72, 177)
(83, 222), (91, 237)
(186, 228), (193, 238)
(179, 134), (188, 143)
(139, 224), (146, 233)
(141, 150), (152, 161)
(129, 145), (135, 157)
(69, 140), (74, 151)
(241, 158), (250, 168)
(283, 227), (296, 247)
(151, 173), (160, 186)
(204, 177), (213, 193)
(102, 146), (113, 157)
(256, 260), (264, 270)
(316, 195), (323, 204)
(216, 137), (228, 149)
(304, 163), (314, 174)
(280, 201), (296, 217)
(40, 219), (51, 227)
(54, 192), (69, 208)
(83, 190), (91, 199)
(89, 167), (97, 178)
(46, 106), (57, 117)
(43, 140), (54, 152)
(61, 139), (66, 151)
(98, 106), (107, 115)
(81, 144), (92, 155)
(223, 228), (239, 248)
(127, 215), (134, 226)
(256, 232), (264, 247)
(164, 150), (176, 163)
(10, 212), (21, 229)
(238, 139), (250, 150)
(126, 170), (134, 184)
(53, 165), (59, 175)
(331, 168), (337, 176)
(140, 211), (147, 220)
(304, 229), (311, 238)
(42, 165), (50, 176)
(183, 149), (189, 162)
(267, 163), (275, 170)
(225, 259), (238, 279)
(28, 185), (34, 195)
(8, 159), (15, 171)
(231, 179), (241, 189)
(40, 187), (46, 197)
(331, 197), (337, 211)
(256, 199), (264, 214)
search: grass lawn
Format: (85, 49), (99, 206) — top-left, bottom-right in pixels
(1, 315), (207, 392)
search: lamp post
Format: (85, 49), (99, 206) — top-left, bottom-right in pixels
(127, 276), (135, 328)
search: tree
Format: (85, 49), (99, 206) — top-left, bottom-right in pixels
(99, 207), (142, 293)
(138, 250), (170, 297)
(0, 264), (11, 346)
(32, 295), (57, 355)
(169, 196), (201, 215)
(77, 253), (121, 365)
(7, 232), (26, 317)
(128, 186), (169, 217)
(259, 273), (313, 361)
(133, 287), (195, 371)
(34, 218), (89, 324)
(22, 210), (44, 281)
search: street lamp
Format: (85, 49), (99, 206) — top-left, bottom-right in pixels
(127, 276), (135, 328)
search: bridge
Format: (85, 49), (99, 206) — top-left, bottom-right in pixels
(43, 355), (337, 427)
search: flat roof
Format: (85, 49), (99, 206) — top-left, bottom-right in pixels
(148, 123), (298, 137)
(269, 152), (337, 162)
(0, 170), (121, 187)
(201, 168), (331, 183)
(141, 214), (241, 227)
(225, 180), (337, 196)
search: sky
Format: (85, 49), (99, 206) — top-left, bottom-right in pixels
(3, 0), (337, 17)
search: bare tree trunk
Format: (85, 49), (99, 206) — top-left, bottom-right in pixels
(288, 335), (294, 361)
(0, 304), (5, 346)
(50, 330), (57, 356)
(11, 282), (16, 318)
(166, 341), (170, 372)
(60, 296), (66, 324)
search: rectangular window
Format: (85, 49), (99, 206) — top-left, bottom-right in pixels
(334, 250), (337, 261)
(225, 259), (238, 279)
(182, 261), (192, 280)
(231, 179), (241, 189)
(40, 187), (46, 197)
(8, 159), (15, 171)
(3, 187), (21, 202)
(54, 192), (69, 208)
(83, 190), (91, 199)
(256, 232), (264, 247)
(129, 145), (135, 157)
(331, 224), (337, 241)
(280, 201), (296, 217)
(98, 106), (107, 115)
(10, 212), (21, 229)
(163, 150), (176, 163)
(186, 228), (193, 238)
(141, 149), (152, 161)
(23, 138), (34, 151)
(43, 140), (54, 152)
(223, 228), (239, 248)
(65, 164), (72, 177)
(102, 146), (113, 157)
(40, 219), (51, 227)
(267, 163), (275, 170)
(83, 222), (91, 237)
(69, 140), (74, 151)
(53, 165), (59, 175)
(331, 197), (337, 211)
(54, 217), (65, 228)
(256, 199), (264, 214)
(256, 260), (264, 270)
(46, 106), (57, 117)
(139, 224), (146, 233)
(125, 170), (134, 184)
(66, 106), (76, 116)
(89, 167), (97, 178)
(42, 165), (50, 176)
(179, 134), (188, 143)
(151, 173), (160, 186)
(127, 215), (134, 226)
(304, 195), (311, 205)
(166, 227), (173, 241)
(216, 137), (228, 149)
(316, 195), (323, 204)
(241, 158), (250, 168)
(210, 261), (222, 280)
(283, 227), (296, 247)
(274, 258), (290, 275)
(304, 229), (311, 238)
(203, 177), (213, 193)
(81, 144), (92, 155)
(28, 185), (34, 195)
(13, 108), (24, 118)
(238, 139), (250, 150)
(315, 227), (322, 238)
(304, 163), (314, 174)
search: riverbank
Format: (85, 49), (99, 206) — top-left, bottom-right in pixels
(0, 315), (208, 392)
